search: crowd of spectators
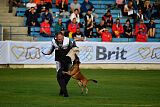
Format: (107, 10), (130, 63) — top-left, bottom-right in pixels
(9, 0), (160, 42)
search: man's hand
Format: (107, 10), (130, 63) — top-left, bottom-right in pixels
(42, 51), (51, 55)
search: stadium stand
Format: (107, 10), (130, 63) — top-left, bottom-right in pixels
(4, 0), (160, 42)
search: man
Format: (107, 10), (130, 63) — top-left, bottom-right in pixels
(9, 0), (22, 13)
(81, 0), (99, 18)
(70, 0), (80, 13)
(42, 32), (76, 97)
(55, 18), (64, 34)
(135, 19), (147, 37)
(96, 20), (106, 38)
(101, 28), (112, 42)
(72, 27), (84, 41)
(40, 18), (53, 37)
(112, 18), (124, 38)
(68, 18), (81, 38)
(136, 28), (147, 42)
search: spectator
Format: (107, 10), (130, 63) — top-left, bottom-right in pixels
(135, 19), (147, 37)
(142, 0), (152, 20)
(68, 18), (80, 38)
(37, 0), (46, 13)
(72, 27), (84, 41)
(26, 7), (40, 34)
(26, 0), (37, 10)
(96, 20), (106, 38)
(81, 0), (99, 18)
(70, 9), (80, 24)
(40, 18), (54, 37)
(55, 0), (68, 8)
(152, 0), (160, 19)
(70, 0), (80, 13)
(102, 10), (113, 27)
(135, 9), (144, 22)
(44, 0), (52, 8)
(55, 18), (65, 34)
(25, 0), (37, 17)
(148, 19), (156, 38)
(84, 9), (95, 27)
(116, 0), (125, 9)
(112, 18), (124, 38)
(123, 1), (135, 18)
(59, 0), (70, 18)
(101, 28), (112, 42)
(123, 19), (133, 38)
(136, 28), (147, 42)
(84, 18), (94, 38)
(42, 8), (53, 26)
(9, 0), (22, 13)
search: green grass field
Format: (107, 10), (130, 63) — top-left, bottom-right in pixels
(0, 68), (160, 107)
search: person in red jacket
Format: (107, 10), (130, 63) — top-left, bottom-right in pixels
(101, 28), (112, 42)
(112, 18), (124, 38)
(68, 18), (80, 38)
(136, 28), (147, 42)
(135, 19), (147, 36)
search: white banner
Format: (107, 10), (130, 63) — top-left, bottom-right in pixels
(0, 41), (160, 64)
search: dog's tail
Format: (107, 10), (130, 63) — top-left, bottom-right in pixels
(87, 79), (98, 83)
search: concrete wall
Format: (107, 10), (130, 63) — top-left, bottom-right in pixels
(0, 64), (160, 70)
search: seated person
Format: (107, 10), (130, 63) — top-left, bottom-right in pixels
(59, 0), (70, 18)
(135, 8), (144, 26)
(142, 0), (152, 20)
(70, 9), (80, 24)
(42, 8), (53, 26)
(36, 0), (46, 13)
(55, 18), (64, 34)
(123, 1), (135, 18)
(68, 18), (80, 38)
(81, 0), (99, 18)
(26, 7), (40, 34)
(102, 10), (113, 27)
(70, 0), (80, 13)
(44, 0), (52, 8)
(9, 0), (22, 13)
(135, 19), (147, 37)
(112, 18), (124, 38)
(84, 18), (94, 38)
(101, 28), (112, 42)
(136, 28), (147, 42)
(72, 27), (84, 41)
(55, 0), (68, 8)
(84, 9), (95, 27)
(40, 18), (54, 37)
(123, 19), (133, 38)
(26, 0), (37, 10)
(147, 19), (156, 38)
(96, 20), (106, 38)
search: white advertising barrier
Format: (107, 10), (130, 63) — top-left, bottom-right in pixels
(0, 41), (9, 64)
(0, 41), (160, 64)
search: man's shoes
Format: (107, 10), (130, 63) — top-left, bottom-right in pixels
(64, 94), (69, 97)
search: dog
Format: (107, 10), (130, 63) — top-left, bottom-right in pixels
(63, 54), (97, 95)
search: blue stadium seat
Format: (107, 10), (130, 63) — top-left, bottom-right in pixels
(112, 38), (129, 42)
(86, 38), (102, 42)
(147, 38), (160, 42)
(37, 37), (53, 41)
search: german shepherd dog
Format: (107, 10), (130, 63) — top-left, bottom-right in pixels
(63, 54), (97, 95)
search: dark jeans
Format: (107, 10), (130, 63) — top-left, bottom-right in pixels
(57, 61), (71, 96)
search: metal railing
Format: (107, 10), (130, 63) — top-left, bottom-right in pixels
(0, 25), (3, 41)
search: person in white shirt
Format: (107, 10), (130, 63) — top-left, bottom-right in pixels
(26, 0), (37, 10)
(70, 9), (80, 23)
